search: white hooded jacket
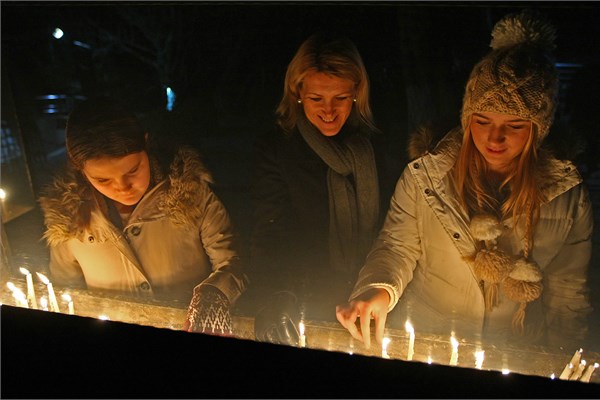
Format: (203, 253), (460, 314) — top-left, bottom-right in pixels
(350, 128), (593, 346)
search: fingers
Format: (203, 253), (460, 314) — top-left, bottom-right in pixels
(359, 309), (372, 349)
(374, 311), (387, 345)
(336, 304), (363, 343)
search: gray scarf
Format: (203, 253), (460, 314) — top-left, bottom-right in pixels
(297, 115), (379, 274)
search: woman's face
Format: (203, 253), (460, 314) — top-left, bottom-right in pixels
(470, 111), (532, 174)
(82, 151), (151, 210)
(299, 71), (356, 137)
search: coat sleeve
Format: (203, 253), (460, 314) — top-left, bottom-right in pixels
(195, 182), (248, 305)
(542, 184), (594, 347)
(48, 241), (87, 289)
(349, 165), (423, 311)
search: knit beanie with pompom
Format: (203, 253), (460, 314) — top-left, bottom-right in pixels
(461, 10), (558, 147)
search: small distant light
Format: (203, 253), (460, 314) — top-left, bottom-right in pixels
(52, 28), (64, 39)
(73, 40), (91, 50)
(502, 369), (510, 375)
(0, 188), (6, 200)
(166, 87), (176, 111)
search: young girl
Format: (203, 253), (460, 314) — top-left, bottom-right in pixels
(39, 97), (248, 334)
(336, 10), (593, 350)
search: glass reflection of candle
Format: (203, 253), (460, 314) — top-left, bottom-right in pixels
(19, 267), (38, 309)
(6, 282), (28, 308)
(569, 360), (586, 381)
(62, 293), (74, 315)
(405, 320), (415, 361)
(475, 350), (485, 370)
(581, 362), (599, 383)
(449, 335), (459, 366)
(382, 337), (391, 359)
(560, 348), (582, 380)
(40, 296), (49, 311)
(36, 273), (59, 312)
(298, 322), (306, 348)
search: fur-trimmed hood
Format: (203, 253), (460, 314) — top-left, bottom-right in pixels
(406, 125), (583, 204)
(39, 146), (214, 245)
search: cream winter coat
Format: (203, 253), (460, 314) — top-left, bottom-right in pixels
(39, 147), (248, 305)
(350, 128), (593, 346)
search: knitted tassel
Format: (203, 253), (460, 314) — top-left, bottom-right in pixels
(503, 260), (543, 336)
(473, 249), (513, 310)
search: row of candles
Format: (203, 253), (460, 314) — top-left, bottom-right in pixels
(5, 268), (74, 315)
(298, 319), (597, 382)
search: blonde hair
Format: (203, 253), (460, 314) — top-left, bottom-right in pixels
(454, 119), (542, 257)
(276, 33), (376, 134)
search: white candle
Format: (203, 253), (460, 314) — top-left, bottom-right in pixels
(449, 335), (459, 366)
(569, 360), (587, 381)
(382, 337), (391, 359)
(475, 350), (485, 370)
(559, 348), (582, 380)
(298, 322), (306, 348)
(62, 293), (74, 315)
(36, 273), (59, 312)
(40, 296), (48, 311)
(580, 362), (599, 383)
(6, 282), (28, 308)
(405, 321), (415, 361)
(19, 267), (38, 309)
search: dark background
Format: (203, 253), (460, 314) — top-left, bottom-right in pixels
(2, 1), (600, 348)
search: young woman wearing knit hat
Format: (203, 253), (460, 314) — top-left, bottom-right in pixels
(336, 10), (593, 350)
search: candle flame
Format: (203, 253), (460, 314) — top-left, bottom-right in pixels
(427, 356), (432, 364)
(450, 336), (459, 350)
(36, 272), (50, 285)
(550, 373), (555, 379)
(382, 337), (391, 351)
(299, 321), (305, 336)
(62, 293), (72, 302)
(502, 369), (510, 375)
(404, 320), (414, 334)
(98, 315), (110, 320)
(6, 281), (17, 292)
(19, 267), (30, 275)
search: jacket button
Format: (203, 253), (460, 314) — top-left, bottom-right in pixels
(140, 282), (150, 291)
(131, 226), (142, 236)
(453, 232), (460, 240)
(413, 162), (420, 169)
(424, 188), (431, 195)
(87, 236), (95, 243)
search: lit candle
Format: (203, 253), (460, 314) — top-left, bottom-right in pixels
(298, 322), (306, 348)
(559, 348), (582, 380)
(550, 373), (556, 380)
(40, 296), (48, 311)
(19, 267), (38, 309)
(475, 350), (485, 370)
(36, 273), (59, 312)
(569, 360), (587, 381)
(98, 315), (110, 320)
(6, 282), (28, 308)
(62, 293), (74, 315)
(449, 335), (459, 366)
(427, 356), (433, 365)
(405, 320), (415, 361)
(382, 337), (391, 359)
(580, 362), (599, 383)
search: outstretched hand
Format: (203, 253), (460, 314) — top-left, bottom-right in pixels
(184, 285), (233, 336)
(335, 288), (390, 349)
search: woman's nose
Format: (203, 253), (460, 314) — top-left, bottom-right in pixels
(488, 126), (506, 143)
(114, 179), (133, 191)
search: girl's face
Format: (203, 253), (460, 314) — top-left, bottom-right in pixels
(299, 71), (356, 137)
(82, 151), (151, 210)
(470, 111), (532, 175)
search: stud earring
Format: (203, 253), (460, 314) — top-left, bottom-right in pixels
(297, 99), (302, 104)
(353, 98), (357, 102)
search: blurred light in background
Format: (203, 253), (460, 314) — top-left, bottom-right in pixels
(52, 28), (64, 39)
(166, 87), (176, 112)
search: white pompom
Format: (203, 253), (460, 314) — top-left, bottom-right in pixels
(490, 10), (556, 51)
(508, 258), (543, 282)
(470, 214), (503, 241)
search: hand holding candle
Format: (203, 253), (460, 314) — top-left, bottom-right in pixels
(405, 320), (415, 361)
(36, 273), (59, 312)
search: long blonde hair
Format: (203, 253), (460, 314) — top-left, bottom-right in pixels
(454, 119), (542, 257)
(276, 32), (376, 134)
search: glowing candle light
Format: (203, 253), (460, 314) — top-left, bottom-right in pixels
(449, 335), (459, 366)
(298, 321), (306, 348)
(62, 293), (74, 315)
(40, 296), (48, 311)
(559, 348), (582, 380)
(98, 315), (110, 320)
(502, 369), (510, 375)
(19, 267), (38, 309)
(427, 356), (433, 365)
(36, 273), (59, 312)
(405, 320), (415, 361)
(580, 362), (599, 383)
(569, 360), (586, 381)
(6, 282), (28, 308)
(550, 373), (556, 380)
(381, 337), (391, 359)
(475, 350), (485, 370)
